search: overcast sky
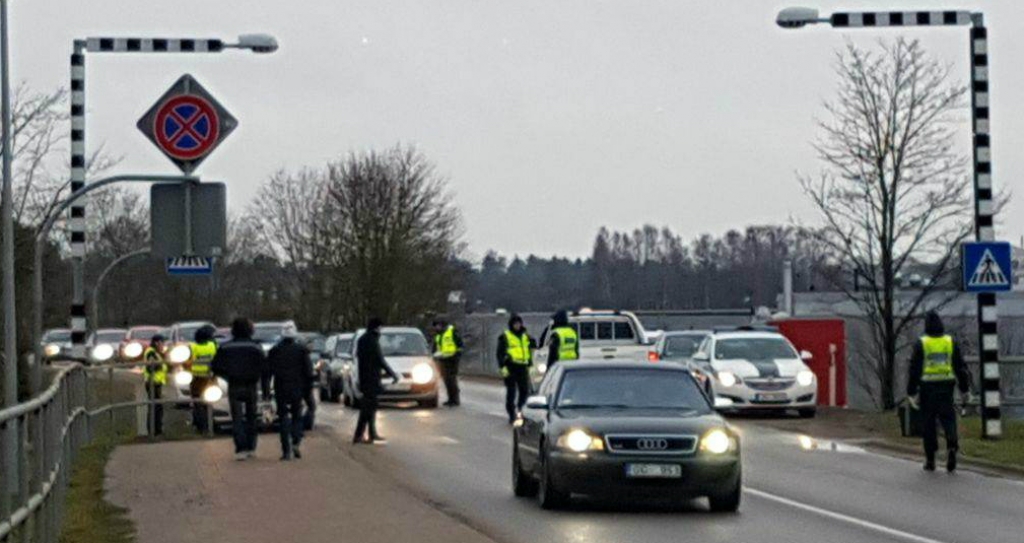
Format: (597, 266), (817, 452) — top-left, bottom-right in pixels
(11, 0), (1024, 260)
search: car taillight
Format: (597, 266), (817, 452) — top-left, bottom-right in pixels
(647, 351), (659, 362)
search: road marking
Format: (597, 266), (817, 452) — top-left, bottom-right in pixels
(439, 436), (460, 445)
(745, 487), (950, 543)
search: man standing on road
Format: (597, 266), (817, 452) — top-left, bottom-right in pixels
(432, 319), (464, 407)
(497, 314), (535, 424)
(143, 335), (169, 436)
(212, 318), (268, 461)
(907, 311), (971, 472)
(353, 318), (400, 445)
(268, 330), (313, 460)
(547, 310), (579, 369)
(188, 325), (219, 434)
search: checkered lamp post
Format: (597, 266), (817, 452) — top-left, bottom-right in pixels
(776, 7), (1002, 438)
(67, 34), (277, 359)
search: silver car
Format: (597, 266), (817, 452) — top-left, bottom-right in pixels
(342, 327), (439, 409)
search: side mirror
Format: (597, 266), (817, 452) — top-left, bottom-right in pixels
(800, 350), (813, 361)
(525, 395), (549, 410)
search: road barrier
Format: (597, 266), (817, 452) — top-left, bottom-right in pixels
(0, 361), (213, 542)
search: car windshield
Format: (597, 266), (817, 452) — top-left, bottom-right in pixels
(663, 335), (706, 358)
(43, 330), (71, 342)
(95, 331), (125, 343)
(253, 325), (285, 343)
(556, 369), (710, 412)
(715, 337), (797, 360)
(379, 332), (429, 357)
(305, 336), (325, 352)
(335, 339), (353, 356)
(130, 329), (159, 340)
(178, 324), (208, 341)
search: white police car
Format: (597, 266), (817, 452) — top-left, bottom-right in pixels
(693, 328), (817, 417)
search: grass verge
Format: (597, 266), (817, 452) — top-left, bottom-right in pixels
(59, 434), (136, 543)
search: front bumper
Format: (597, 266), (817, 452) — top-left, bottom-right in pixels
(548, 450), (740, 498)
(372, 381), (439, 402)
(714, 380), (816, 410)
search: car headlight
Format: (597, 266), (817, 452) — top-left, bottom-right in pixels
(536, 363), (548, 375)
(91, 343), (115, 362)
(556, 429), (604, 452)
(202, 385), (224, 403)
(796, 370), (816, 387)
(718, 371), (738, 387)
(168, 344), (192, 364)
(411, 362), (434, 384)
(44, 343), (61, 357)
(700, 429), (736, 454)
(122, 341), (144, 359)
(175, 370), (194, 387)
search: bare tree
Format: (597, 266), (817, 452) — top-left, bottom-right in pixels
(801, 39), (975, 409)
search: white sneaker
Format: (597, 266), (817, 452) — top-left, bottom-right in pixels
(234, 452), (247, 461)
(246, 451), (256, 459)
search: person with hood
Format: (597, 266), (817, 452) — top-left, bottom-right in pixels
(268, 329), (313, 460)
(189, 325), (219, 434)
(432, 319), (464, 407)
(353, 317), (400, 444)
(496, 314), (536, 423)
(212, 318), (269, 460)
(907, 311), (971, 472)
(547, 310), (579, 369)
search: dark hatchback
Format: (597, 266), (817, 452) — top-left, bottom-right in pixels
(512, 361), (741, 511)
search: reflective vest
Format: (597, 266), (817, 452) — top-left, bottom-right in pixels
(143, 347), (168, 385)
(435, 326), (459, 358)
(504, 330), (532, 365)
(552, 326), (579, 361)
(920, 335), (955, 382)
(190, 341), (217, 377)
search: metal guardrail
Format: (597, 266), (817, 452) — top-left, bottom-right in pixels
(0, 361), (211, 542)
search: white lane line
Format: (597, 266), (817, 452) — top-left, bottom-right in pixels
(745, 487), (950, 543)
(439, 436), (460, 445)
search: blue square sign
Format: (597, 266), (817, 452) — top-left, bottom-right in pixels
(962, 242), (1013, 293)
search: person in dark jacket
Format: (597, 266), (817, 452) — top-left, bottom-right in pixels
(907, 311), (971, 472)
(496, 314), (535, 424)
(353, 318), (400, 444)
(268, 330), (313, 460)
(432, 319), (464, 407)
(212, 318), (269, 461)
(547, 310), (579, 369)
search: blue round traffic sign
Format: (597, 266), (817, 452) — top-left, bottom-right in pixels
(153, 95), (220, 160)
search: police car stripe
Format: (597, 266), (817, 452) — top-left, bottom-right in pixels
(85, 38), (224, 53)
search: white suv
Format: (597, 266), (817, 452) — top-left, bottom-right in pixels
(694, 329), (817, 417)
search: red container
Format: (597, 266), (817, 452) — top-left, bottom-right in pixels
(771, 318), (847, 407)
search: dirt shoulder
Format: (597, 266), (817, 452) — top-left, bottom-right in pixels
(104, 432), (500, 543)
(743, 407), (1024, 476)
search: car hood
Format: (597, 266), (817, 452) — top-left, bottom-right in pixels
(552, 410), (724, 435)
(383, 355), (432, 373)
(711, 358), (807, 378)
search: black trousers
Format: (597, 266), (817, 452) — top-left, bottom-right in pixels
(439, 357), (461, 405)
(145, 383), (164, 436)
(920, 384), (959, 456)
(504, 366), (532, 422)
(302, 388), (316, 430)
(228, 384), (259, 454)
(190, 377), (213, 433)
(354, 392), (380, 441)
(276, 396), (305, 456)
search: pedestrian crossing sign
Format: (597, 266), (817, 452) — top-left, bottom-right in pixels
(962, 242), (1013, 293)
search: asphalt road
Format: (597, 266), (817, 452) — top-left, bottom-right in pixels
(316, 380), (1024, 543)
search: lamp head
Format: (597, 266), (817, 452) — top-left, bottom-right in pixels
(236, 33), (279, 53)
(777, 7), (822, 28)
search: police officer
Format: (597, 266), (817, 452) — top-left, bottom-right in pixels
(143, 335), (169, 436)
(189, 325), (219, 434)
(497, 314), (535, 424)
(907, 311), (971, 472)
(547, 310), (579, 369)
(432, 319), (464, 407)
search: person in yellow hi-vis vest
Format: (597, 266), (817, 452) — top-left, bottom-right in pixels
(496, 314), (536, 424)
(547, 310), (579, 370)
(907, 311), (971, 473)
(143, 335), (169, 436)
(189, 325), (219, 434)
(432, 319), (464, 407)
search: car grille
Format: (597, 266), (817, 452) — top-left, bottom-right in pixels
(745, 378), (795, 391)
(604, 434), (697, 455)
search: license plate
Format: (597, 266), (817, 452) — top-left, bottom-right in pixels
(386, 383), (411, 392)
(756, 392), (788, 402)
(625, 463), (682, 478)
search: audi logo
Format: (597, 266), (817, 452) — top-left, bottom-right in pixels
(636, 438), (669, 450)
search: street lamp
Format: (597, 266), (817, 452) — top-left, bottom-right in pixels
(65, 33), (278, 363)
(776, 7), (1002, 438)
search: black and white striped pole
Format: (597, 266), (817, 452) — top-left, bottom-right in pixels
(67, 34), (277, 360)
(777, 7), (1002, 438)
